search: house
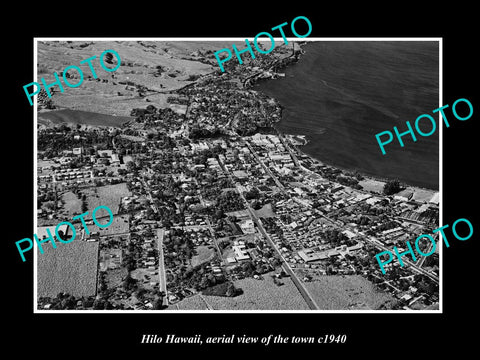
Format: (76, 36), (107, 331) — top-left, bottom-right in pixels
(111, 154), (120, 164)
(98, 149), (113, 157)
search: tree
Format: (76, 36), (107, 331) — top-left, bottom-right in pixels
(383, 179), (402, 195)
(153, 297), (164, 310)
(93, 299), (105, 309)
(81, 199), (88, 213)
(126, 161), (136, 172)
(105, 52), (114, 64)
(225, 282), (240, 297)
(122, 273), (137, 291)
(44, 201), (56, 211)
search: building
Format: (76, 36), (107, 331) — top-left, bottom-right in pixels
(395, 189), (414, 202)
(342, 230), (357, 239)
(111, 154), (120, 164)
(97, 149), (113, 158)
(232, 244), (250, 261)
(381, 227), (404, 240)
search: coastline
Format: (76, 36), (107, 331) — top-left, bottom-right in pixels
(292, 139), (438, 196)
(255, 41), (439, 192)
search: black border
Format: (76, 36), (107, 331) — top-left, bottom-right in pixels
(6, 5), (478, 356)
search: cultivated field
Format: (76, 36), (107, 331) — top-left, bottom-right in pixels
(37, 240), (99, 298)
(302, 275), (395, 310)
(36, 41), (232, 116)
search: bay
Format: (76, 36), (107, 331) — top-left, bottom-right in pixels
(254, 41), (439, 189)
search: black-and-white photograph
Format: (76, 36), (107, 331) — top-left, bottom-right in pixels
(6, 5), (479, 356)
(32, 39), (441, 312)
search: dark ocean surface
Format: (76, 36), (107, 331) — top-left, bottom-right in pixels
(254, 41), (440, 189)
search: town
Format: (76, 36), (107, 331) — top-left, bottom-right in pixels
(36, 41), (440, 311)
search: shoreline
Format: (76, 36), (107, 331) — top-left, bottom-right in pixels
(279, 124), (439, 195)
(292, 140), (439, 195)
(255, 43), (439, 193)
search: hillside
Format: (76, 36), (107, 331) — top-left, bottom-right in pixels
(36, 40), (235, 116)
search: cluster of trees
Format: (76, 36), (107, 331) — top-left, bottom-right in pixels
(167, 96), (189, 105)
(261, 217), (284, 237)
(37, 89), (56, 109)
(322, 228), (349, 246)
(163, 229), (196, 269)
(335, 175), (362, 189)
(130, 106), (184, 132)
(181, 80), (279, 136)
(189, 126), (222, 139)
(244, 187), (260, 200)
(215, 191), (244, 213)
(38, 127), (113, 158)
(213, 218), (238, 238)
(376, 220), (400, 232)
(318, 166), (342, 182)
(37, 292), (117, 310)
(167, 261), (227, 293)
(202, 281), (243, 297)
(230, 259), (274, 279)
(37, 188), (56, 210)
(121, 238), (145, 271)
(383, 179), (402, 195)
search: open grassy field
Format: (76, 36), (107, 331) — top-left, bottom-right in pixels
(84, 183), (131, 216)
(302, 275), (395, 310)
(173, 272), (310, 310)
(254, 203), (276, 218)
(358, 178), (386, 193)
(97, 214), (129, 235)
(37, 240), (99, 298)
(169, 294), (209, 310)
(190, 245), (216, 268)
(411, 187), (438, 203)
(38, 109), (132, 128)
(59, 191), (82, 218)
(105, 268), (128, 289)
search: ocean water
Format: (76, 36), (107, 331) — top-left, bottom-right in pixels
(254, 41), (439, 189)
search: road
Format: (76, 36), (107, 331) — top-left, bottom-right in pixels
(246, 138), (437, 287)
(243, 141), (287, 194)
(140, 175), (169, 305)
(198, 294), (214, 310)
(156, 228), (168, 306)
(275, 131), (301, 168)
(249, 204), (320, 310)
(140, 175), (158, 214)
(218, 154), (319, 310)
(365, 234), (439, 284)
